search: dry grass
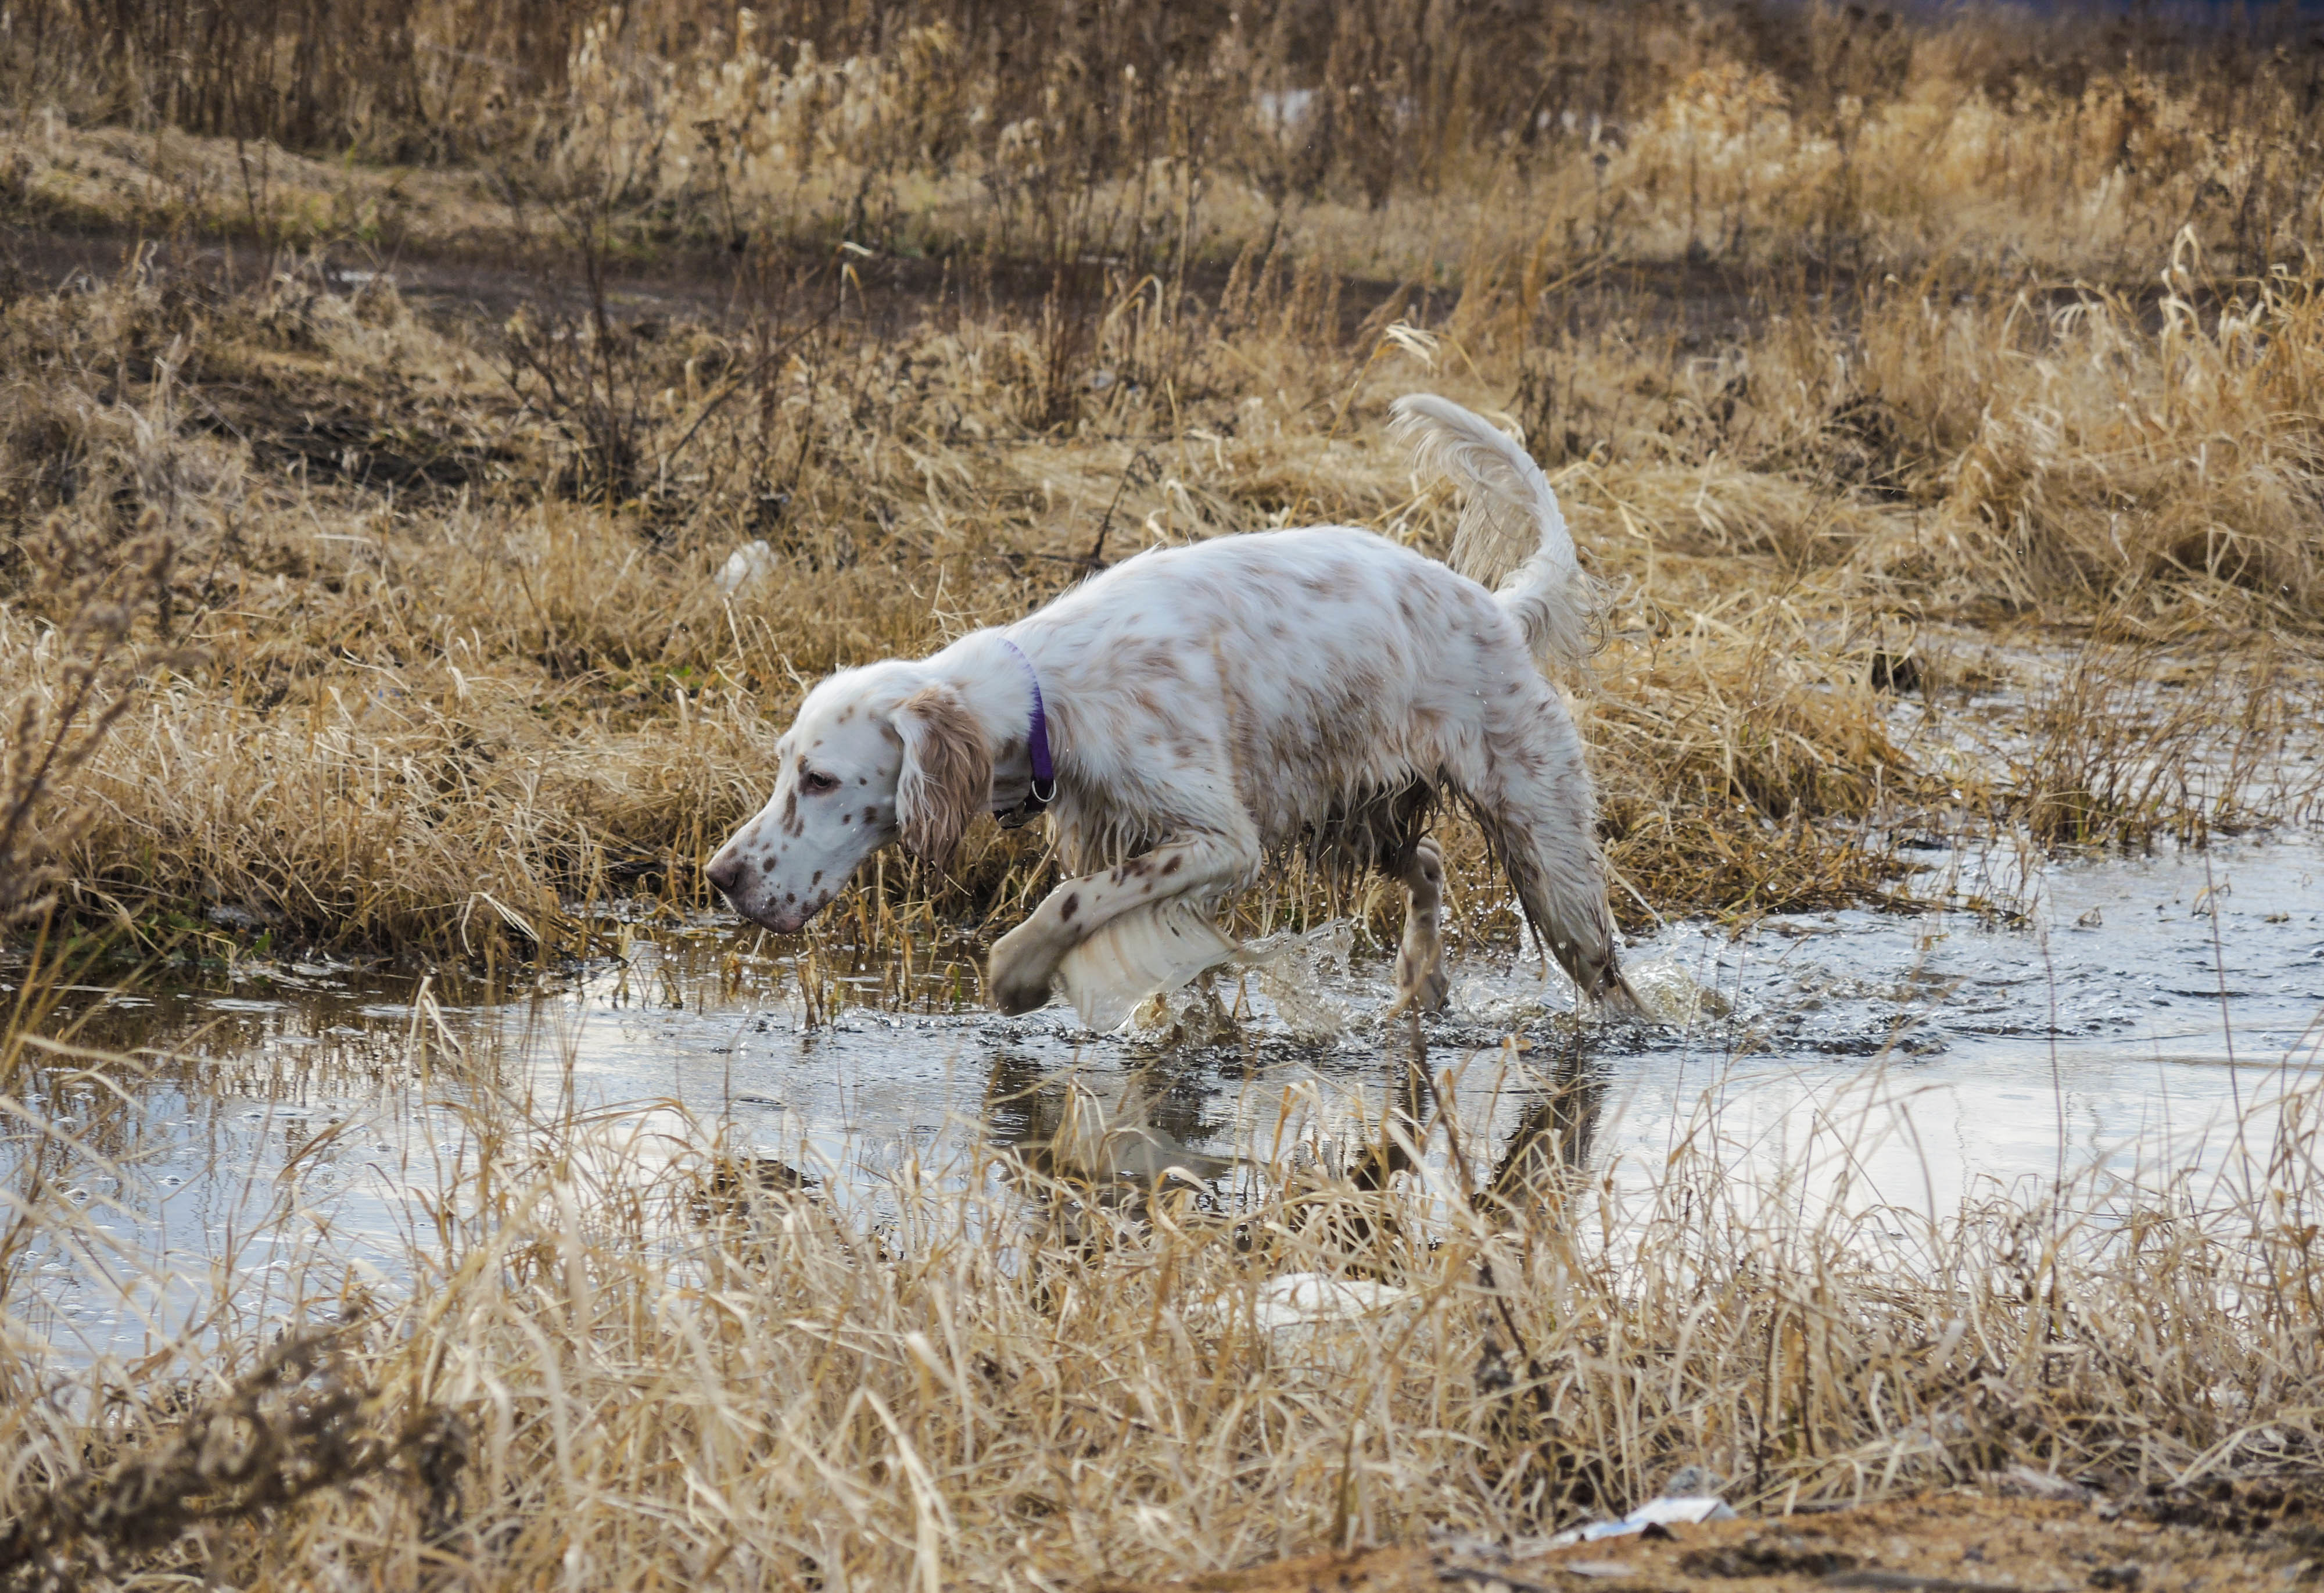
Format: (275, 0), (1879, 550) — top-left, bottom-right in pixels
(6, 1), (2320, 275)
(0, 5), (2317, 961)
(0, 231), (2315, 957)
(9, 1019), (2324, 1589)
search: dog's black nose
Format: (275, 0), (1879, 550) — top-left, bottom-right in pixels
(705, 854), (744, 900)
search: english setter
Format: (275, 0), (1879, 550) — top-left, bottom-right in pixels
(706, 395), (1640, 1021)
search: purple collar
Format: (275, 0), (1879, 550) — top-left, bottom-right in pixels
(996, 638), (1056, 826)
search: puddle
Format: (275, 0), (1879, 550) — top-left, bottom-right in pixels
(9, 829), (2322, 1358)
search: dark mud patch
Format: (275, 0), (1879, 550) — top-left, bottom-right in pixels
(1105, 1489), (2324, 1592)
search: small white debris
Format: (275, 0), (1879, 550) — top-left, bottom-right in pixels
(1247, 1272), (1411, 1331)
(1547, 1494), (1737, 1548)
(716, 539), (778, 596)
(1990, 1465), (2096, 1502)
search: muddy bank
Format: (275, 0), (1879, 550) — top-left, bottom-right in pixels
(5, 214), (1963, 348)
(1113, 1485), (2324, 1592)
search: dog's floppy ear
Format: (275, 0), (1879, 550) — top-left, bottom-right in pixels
(892, 683), (992, 871)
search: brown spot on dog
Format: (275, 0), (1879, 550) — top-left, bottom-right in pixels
(863, 806), (879, 825)
(1161, 855), (1181, 876)
(1060, 892), (1081, 922)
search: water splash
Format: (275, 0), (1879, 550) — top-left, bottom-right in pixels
(1127, 976), (1241, 1046)
(1247, 920), (1359, 1040)
(1624, 956), (1733, 1026)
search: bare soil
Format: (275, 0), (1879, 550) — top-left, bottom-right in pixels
(1108, 1488), (2323, 1593)
(2, 214), (1859, 349)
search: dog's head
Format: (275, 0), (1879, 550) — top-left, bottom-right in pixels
(705, 663), (992, 933)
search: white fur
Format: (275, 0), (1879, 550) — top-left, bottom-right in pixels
(705, 395), (1637, 1017)
(1058, 901), (1240, 1031)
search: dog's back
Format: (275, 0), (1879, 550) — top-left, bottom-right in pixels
(1024, 525), (1548, 851)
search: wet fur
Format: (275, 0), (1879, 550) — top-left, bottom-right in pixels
(894, 683), (991, 869)
(705, 395), (1640, 1017)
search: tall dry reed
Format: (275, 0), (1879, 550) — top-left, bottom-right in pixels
(7, 1017), (2324, 1588)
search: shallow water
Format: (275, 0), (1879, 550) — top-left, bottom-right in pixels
(10, 827), (2323, 1358)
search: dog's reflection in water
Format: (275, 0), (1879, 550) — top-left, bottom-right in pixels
(977, 1037), (1608, 1241)
(984, 1051), (1232, 1200)
(1481, 1045), (1607, 1223)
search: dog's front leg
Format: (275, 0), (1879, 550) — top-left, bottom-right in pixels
(987, 831), (1257, 1015)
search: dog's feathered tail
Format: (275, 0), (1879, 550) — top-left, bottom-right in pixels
(1390, 394), (1597, 667)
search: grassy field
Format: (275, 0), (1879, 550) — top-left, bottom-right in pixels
(2, 0), (2321, 961)
(4, 1), (2324, 1587)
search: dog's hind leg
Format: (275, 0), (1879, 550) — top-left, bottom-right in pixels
(1328, 779), (1448, 1014)
(1391, 836), (1450, 1013)
(1461, 688), (1641, 1014)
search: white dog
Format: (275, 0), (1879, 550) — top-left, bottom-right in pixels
(706, 395), (1639, 1019)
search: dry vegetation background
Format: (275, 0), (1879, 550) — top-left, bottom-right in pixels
(4, 2), (2324, 1588)
(0, 0), (2319, 955)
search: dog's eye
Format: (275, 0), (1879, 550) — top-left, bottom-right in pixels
(799, 769), (841, 796)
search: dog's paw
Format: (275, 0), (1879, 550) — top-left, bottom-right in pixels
(987, 921), (1060, 1015)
